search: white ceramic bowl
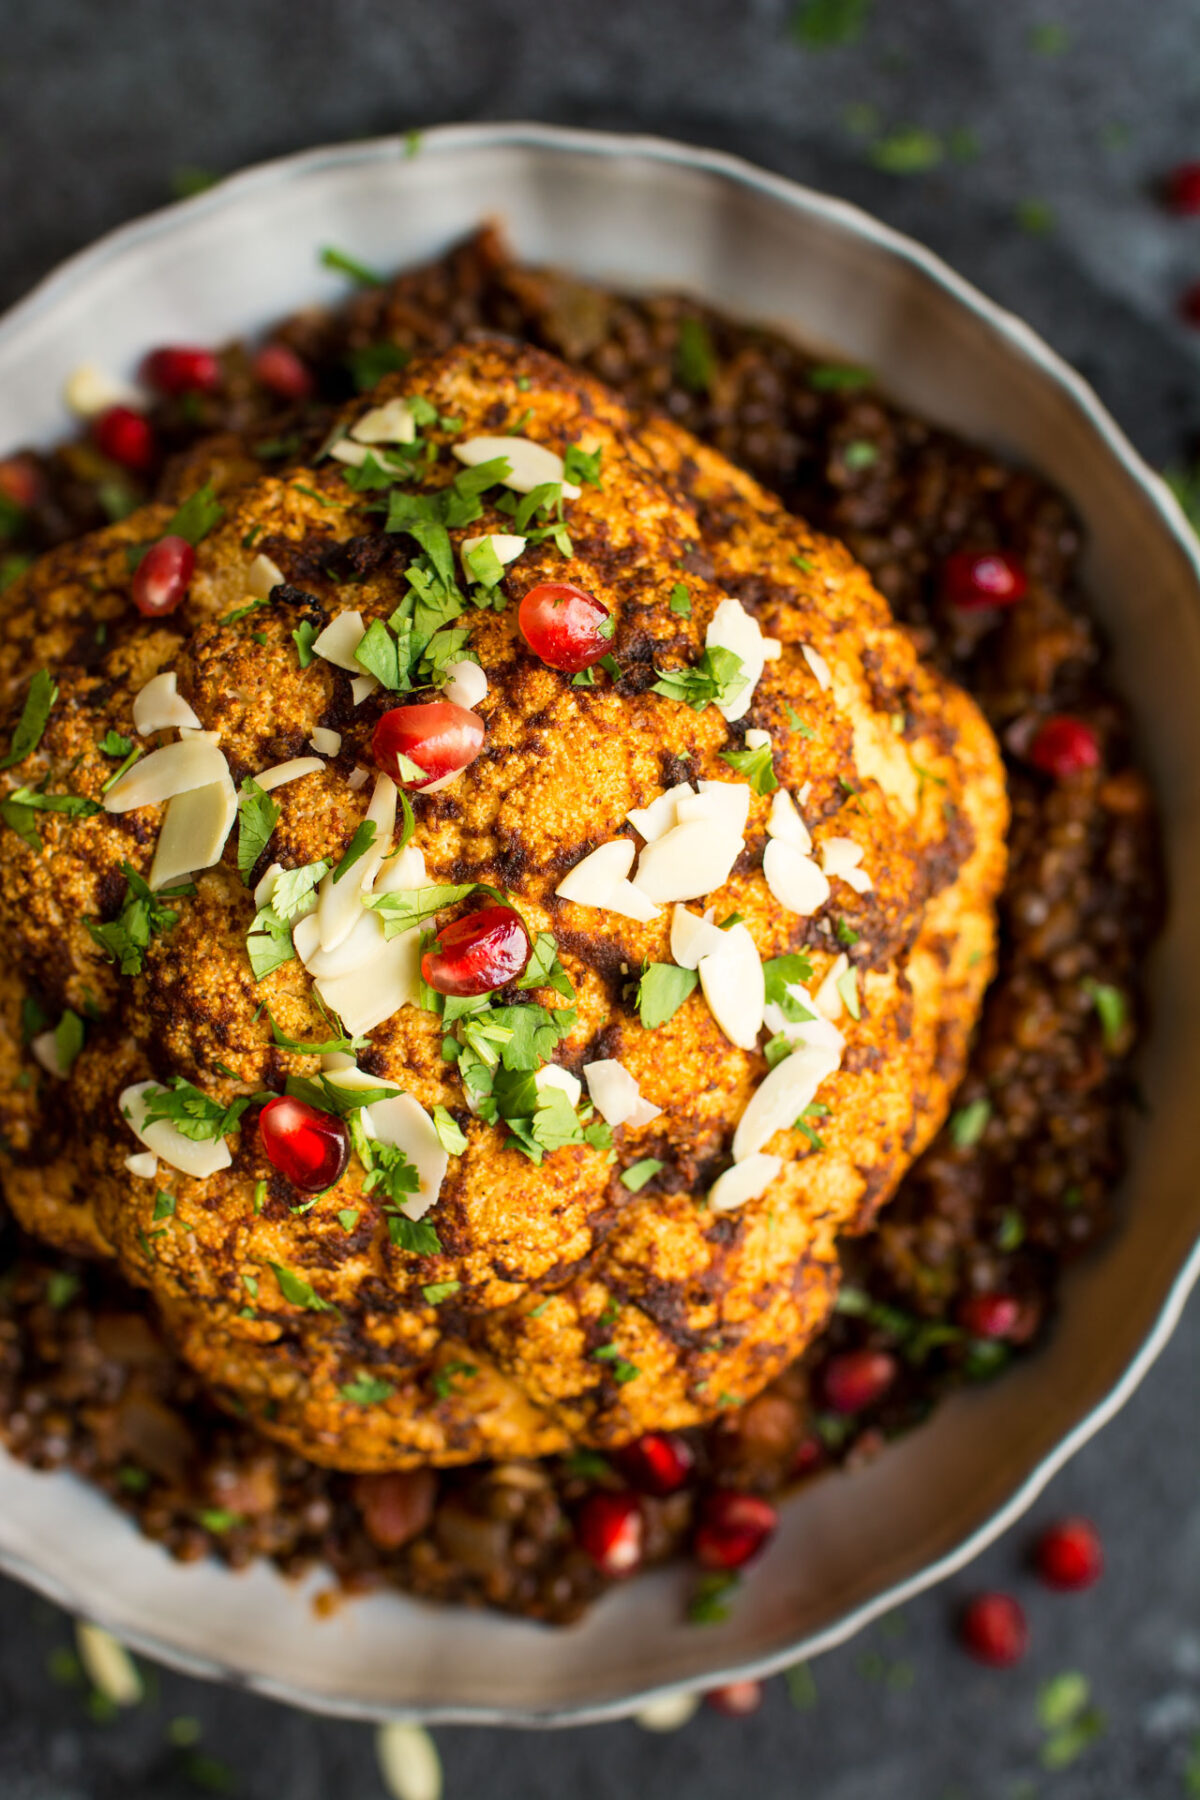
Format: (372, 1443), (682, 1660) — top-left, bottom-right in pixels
(1, 123), (1197, 1727)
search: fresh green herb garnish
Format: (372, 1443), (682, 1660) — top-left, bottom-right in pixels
(320, 245), (384, 286)
(808, 364), (873, 391)
(46, 1271), (81, 1310)
(949, 1097), (991, 1149)
(668, 582), (692, 618)
(422, 1281), (460, 1307)
(100, 743), (144, 793)
(688, 1570), (741, 1625)
(267, 1261), (338, 1313)
(389, 1215), (442, 1256)
(762, 954), (816, 1019)
(346, 341), (410, 391)
(592, 1343), (640, 1384)
(236, 778), (280, 882)
(1082, 977), (1126, 1049)
(843, 439), (879, 471)
(1016, 197), (1056, 236)
(366, 881), (475, 938)
(87, 864), (194, 975)
(0, 669), (57, 771)
(1, 785), (101, 851)
(871, 127), (944, 174)
(140, 1078), (251, 1143)
(651, 645), (747, 714)
(432, 1106), (468, 1155)
(432, 1360), (477, 1400)
(835, 917), (861, 947)
(270, 860), (329, 920)
(97, 730), (134, 759)
(720, 740), (778, 794)
(516, 931), (575, 1002)
(292, 619), (318, 668)
(332, 820), (377, 884)
(789, 0), (870, 49)
(340, 1373), (395, 1406)
(563, 443), (603, 488)
(636, 963), (698, 1030)
(836, 964), (861, 1020)
(676, 316), (717, 394)
(620, 1158), (663, 1193)
(53, 1010), (85, 1076)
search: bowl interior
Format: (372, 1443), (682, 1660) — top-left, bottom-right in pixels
(1, 124), (1198, 1725)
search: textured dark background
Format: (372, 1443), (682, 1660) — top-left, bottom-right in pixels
(2, 1), (1200, 1795)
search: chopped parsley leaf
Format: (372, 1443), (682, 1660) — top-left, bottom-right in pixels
(53, 1009), (84, 1076)
(835, 917), (862, 948)
(332, 820), (377, 883)
(636, 963), (698, 1030)
(1082, 977), (1126, 1049)
(236, 779), (280, 883)
(563, 442), (603, 488)
(270, 860), (329, 920)
(152, 1191), (176, 1223)
(432, 1360), (477, 1400)
(720, 740), (778, 794)
(871, 127), (944, 175)
(97, 729), (134, 759)
(592, 1343), (640, 1384)
(949, 1096), (991, 1149)
(0, 669), (57, 771)
(843, 439), (879, 471)
(354, 617), (403, 688)
(164, 483), (224, 548)
(100, 743), (144, 793)
(367, 881), (475, 937)
(292, 619), (319, 667)
(620, 1158), (664, 1193)
(46, 1270), (81, 1311)
(676, 316), (717, 394)
(432, 1105), (468, 1155)
(269, 1010), (369, 1056)
(196, 1508), (243, 1535)
(422, 1281), (460, 1306)
(320, 245), (383, 286)
(141, 1078), (250, 1143)
(651, 645), (747, 714)
(346, 341), (410, 391)
(267, 1262), (338, 1312)
(762, 953), (816, 1017)
(789, 0), (870, 48)
(340, 1373), (395, 1406)
(668, 582), (692, 618)
(836, 964), (861, 1020)
(87, 863), (194, 975)
(689, 1570), (741, 1625)
(516, 930), (575, 1001)
(808, 364), (873, 391)
(389, 1215), (442, 1256)
(246, 905), (295, 981)
(1, 785), (101, 851)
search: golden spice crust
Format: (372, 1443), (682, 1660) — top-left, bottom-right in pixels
(0, 340), (1007, 1468)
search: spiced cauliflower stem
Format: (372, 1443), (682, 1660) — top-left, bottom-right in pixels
(0, 339), (1007, 1470)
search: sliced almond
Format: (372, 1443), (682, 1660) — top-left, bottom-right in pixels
(313, 924), (422, 1034)
(317, 773), (396, 951)
(822, 836), (873, 894)
(732, 1041), (842, 1161)
(30, 1030), (70, 1079)
(132, 671), (202, 737)
(351, 674), (379, 706)
(635, 1693), (702, 1733)
(763, 839), (831, 916)
(64, 363), (143, 419)
(348, 766), (370, 790)
(321, 1062), (401, 1097)
(709, 1152), (782, 1213)
(459, 533), (526, 570)
(767, 788), (812, 854)
(329, 438), (370, 468)
(555, 838), (635, 907)
(351, 397), (418, 445)
(254, 756), (325, 792)
(124, 1151), (158, 1179)
(74, 1622), (143, 1709)
(678, 779), (752, 838)
(583, 1059), (660, 1128)
(247, 553), (286, 599)
(310, 727), (342, 756)
(149, 774), (238, 890)
(698, 922), (765, 1049)
(669, 903), (730, 970)
(103, 737), (228, 813)
(452, 435), (581, 499)
(375, 1722), (442, 1800)
(120, 1079), (232, 1180)
(294, 907), (380, 977)
(535, 1064), (583, 1108)
(813, 952), (850, 1021)
(633, 820), (742, 905)
(441, 658), (488, 711)
(313, 610), (366, 672)
(802, 644), (833, 691)
(706, 598), (766, 723)
(603, 880), (661, 924)
(374, 843), (428, 894)
(363, 1094), (448, 1221)
(627, 782), (694, 843)
(744, 728), (771, 750)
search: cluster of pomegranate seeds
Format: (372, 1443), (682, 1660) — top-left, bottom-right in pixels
(421, 903), (532, 997)
(616, 1431), (694, 1496)
(1033, 1517), (1104, 1590)
(1166, 162), (1200, 215)
(0, 454), (40, 511)
(372, 700), (485, 790)
(258, 1095), (350, 1193)
(705, 1680), (764, 1717)
(821, 1347), (897, 1414)
(1028, 714), (1101, 778)
(518, 581), (613, 672)
(141, 344), (221, 395)
(956, 1291), (1022, 1341)
(941, 549), (1028, 611)
(131, 535), (195, 618)
(576, 1490), (643, 1577)
(959, 1591), (1030, 1667)
(92, 405), (156, 473)
(693, 1490), (778, 1571)
(252, 342), (315, 400)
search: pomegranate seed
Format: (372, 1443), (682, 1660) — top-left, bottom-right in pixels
(131, 535), (195, 618)
(942, 550), (1028, 611)
(957, 1292), (1022, 1341)
(518, 581), (613, 672)
(252, 342), (315, 401)
(791, 1434), (825, 1477)
(0, 455), (40, 511)
(706, 1680), (764, 1717)
(1033, 1517), (1104, 1591)
(93, 406), (156, 473)
(1029, 715), (1100, 779)
(258, 1095), (350, 1192)
(353, 1470), (436, 1550)
(372, 700), (485, 790)
(576, 1490), (643, 1576)
(421, 902), (532, 997)
(958, 1592), (1029, 1667)
(141, 344), (221, 395)
(1167, 163), (1200, 215)
(693, 1490), (777, 1571)
(822, 1348), (897, 1414)
(615, 1432), (695, 1496)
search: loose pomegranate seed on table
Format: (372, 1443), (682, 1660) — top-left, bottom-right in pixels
(705, 1680), (764, 1717)
(372, 700), (485, 790)
(92, 405), (156, 473)
(252, 342), (315, 400)
(615, 1431), (695, 1496)
(941, 549), (1028, 610)
(821, 1347), (897, 1414)
(421, 902), (532, 997)
(957, 1292), (1022, 1341)
(518, 581), (613, 671)
(693, 1490), (777, 1571)
(576, 1490), (643, 1577)
(131, 535), (195, 618)
(958, 1592), (1029, 1667)
(1033, 1516), (1104, 1590)
(258, 1095), (350, 1193)
(1166, 162), (1200, 214)
(1029, 714), (1101, 778)
(141, 344), (221, 395)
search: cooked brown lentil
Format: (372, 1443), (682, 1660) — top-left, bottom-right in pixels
(0, 227), (1162, 1624)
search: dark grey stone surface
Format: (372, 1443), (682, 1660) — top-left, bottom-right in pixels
(2, 1), (1199, 1794)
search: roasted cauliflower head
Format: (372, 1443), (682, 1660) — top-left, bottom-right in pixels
(0, 340), (1007, 1470)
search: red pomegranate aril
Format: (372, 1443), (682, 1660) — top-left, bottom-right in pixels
(1033, 1517), (1104, 1591)
(693, 1490), (777, 1571)
(791, 1434), (825, 1477)
(615, 1431), (695, 1496)
(1168, 163), (1200, 215)
(518, 581), (613, 672)
(0, 455), (40, 511)
(576, 1490), (643, 1577)
(252, 342), (315, 400)
(957, 1292), (1022, 1341)
(822, 1347), (897, 1414)
(141, 344), (221, 395)
(942, 550), (1028, 611)
(353, 1469), (437, 1551)
(421, 903), (532, 997)
(706, 1680), (764, 1717)
(959, 1592), (1029, 1667)
(1029, 715), (1100, 779)
(259, 1095), (350, 1193)
(93, 405), (156, 473)
(131, 535), (195, 618)
(372, 700), (485, 791)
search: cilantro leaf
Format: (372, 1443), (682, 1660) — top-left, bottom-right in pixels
(636, 963), (698, 1030)
(87, 863), (193, 975)
(432, 1105), (468, 1155)
(485, 1003), (575, 1071)
(1, 785), (101, 851)
(320, 245), (383, 287)
(1082, 977), (1127, 1050)
(267, 1261), (338, 1312)
(620, 1158), (663, 1193)
(949, 1097), (991, 1149)
(651, 646), (747, 713)
(516, 931), (575, 1002)
(332, 821), (376, 884)
(564, 443), (603, 488)
(388, 1214), (442, 1255)
(268, 1010), (369, 1056)
(354, 618), (403, 689)
(271, 860), (329, 920)
(165, 483), (224, 547)
(140, 1077), (250, 1142)
(463, 538), (506, 589)
(97, 729), (134, 759)
(292, 619), (318, 668)
(346, 341), (410, 391)
(0, 669), (57, 771)
(236, 779), (280, 883)
(668, 583), (692, 619)
(53, 1010), (85, 1076)
(366, 882), (475, 938)
(676, 316), (717, 394)
(245, 906), (295, 980)
(593, 1343), (640, 1384)
(762, 954), (816, 1018)
(531, 1084), (586, 1153)
(808, 364), (874, 391)
(422, 1280), (460, 1306)
(432, 1359), (477, 1399)
(720, 741), (778, 795)
(340, 1373), (395, 1406)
